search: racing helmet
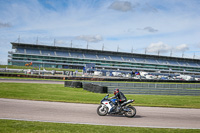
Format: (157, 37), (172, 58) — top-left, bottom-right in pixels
(114, 88), (119, 95)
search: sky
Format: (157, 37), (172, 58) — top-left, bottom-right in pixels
(0, 0), (200, 65)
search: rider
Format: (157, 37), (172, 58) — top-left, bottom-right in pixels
(109, 88), (127, 113)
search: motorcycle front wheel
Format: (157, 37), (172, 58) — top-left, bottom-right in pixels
(97, 105), (108, 116)
(124, 106), (136, 118)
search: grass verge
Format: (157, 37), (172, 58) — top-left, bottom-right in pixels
(0, 82), (200, 108)
(0, 119), (199, 133)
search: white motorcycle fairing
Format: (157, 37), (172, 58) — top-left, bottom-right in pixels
(101, 100), (112, 112)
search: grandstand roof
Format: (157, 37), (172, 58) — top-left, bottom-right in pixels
(11, 42), (199, 62)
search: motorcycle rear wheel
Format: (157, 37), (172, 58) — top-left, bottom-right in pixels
(124, 106), (136, 118)
(97, 105), (108, 116)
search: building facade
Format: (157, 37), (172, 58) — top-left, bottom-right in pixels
(8, 42), (200, 75)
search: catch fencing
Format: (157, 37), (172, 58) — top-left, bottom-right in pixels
(82, 82), (200, 96)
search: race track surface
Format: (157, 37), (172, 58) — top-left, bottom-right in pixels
(0, 98), (200, 129)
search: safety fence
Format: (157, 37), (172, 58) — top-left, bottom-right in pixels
(82, 82), (200, 96)
(65, 81), (108, 93)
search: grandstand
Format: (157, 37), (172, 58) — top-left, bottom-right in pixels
(8, 42), (200, 75)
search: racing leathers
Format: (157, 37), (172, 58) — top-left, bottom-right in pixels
(109, 91), (127, 113)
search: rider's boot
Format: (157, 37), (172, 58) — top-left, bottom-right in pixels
(115, 106), (121, 113)
(109, 107), (114, 113)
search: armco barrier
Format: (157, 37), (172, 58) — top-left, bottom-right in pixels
(64, 81), (107, 93)
(83, 83), (108, 93)
(64, 81), (72, 87)
(64, 81), (82, 88)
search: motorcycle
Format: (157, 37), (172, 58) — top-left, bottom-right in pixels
(97, 94), (136, 118)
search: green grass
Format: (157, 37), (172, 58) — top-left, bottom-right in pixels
(0, 82), (200, 108)
(0, 119), (199, 133)
(0, 82), (102, 104)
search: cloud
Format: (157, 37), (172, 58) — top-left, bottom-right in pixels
(138, 26), (158, 33)
(142, 3), (158, 13)
(55, 40), (66, 45)
(76, 35), (103, 43)
(143, 27), (158, 32)
(0, 22), (11, 28)
(146, 42), (190, 55)
(175, 44), (189, 52)
(108, 1), (158, 13)
(146, 41), (172, 53)
(108, 1), (133, 12)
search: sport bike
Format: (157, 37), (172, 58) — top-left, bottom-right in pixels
(97, 94), (136, 118)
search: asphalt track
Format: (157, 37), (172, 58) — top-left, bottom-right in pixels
(0, 98), (200, 129)
(1, 79), (200, 129)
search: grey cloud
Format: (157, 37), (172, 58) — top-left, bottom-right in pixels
(109, 1), (133, 12)
(0, 22), (12, 28)
(144, 27), (158, 32)
(76, 35), (103, 43)
(108, 1), (158, 13)
(138, 26), (158, 33)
